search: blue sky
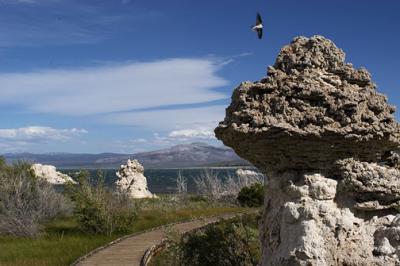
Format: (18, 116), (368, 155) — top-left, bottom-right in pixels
(0, 0), (399, 153)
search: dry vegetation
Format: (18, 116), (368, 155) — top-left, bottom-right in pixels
(193, 169), (264, 201)
(0, 160), (250, 266)
(0, 158), (71, 237)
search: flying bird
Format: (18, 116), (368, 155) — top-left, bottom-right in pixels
(251, 13), (263, 39)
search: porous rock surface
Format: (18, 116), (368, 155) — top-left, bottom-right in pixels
(31, 163), (76, 185)
(216, 36), (400, 172)
(215, 36), (400, 265)
(115, 159), (156, 198)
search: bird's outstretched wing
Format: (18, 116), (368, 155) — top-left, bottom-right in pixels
(256, 13), (262, 25)
(258, 28), (263, 39)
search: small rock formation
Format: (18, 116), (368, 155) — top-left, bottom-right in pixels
(115, 159), (156, 198)
(215, 36), (400, 265)
(236, 168), (265, 181)
(32, 163), (76, 185)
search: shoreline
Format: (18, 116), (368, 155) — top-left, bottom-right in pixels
(58, 166), (257, 170)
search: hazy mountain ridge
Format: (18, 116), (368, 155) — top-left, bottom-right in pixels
(3, 143), (249, 169)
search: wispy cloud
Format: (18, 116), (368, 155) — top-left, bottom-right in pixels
(110, 130), (221, 154)
(0, 1), (160, 47)
(102, 105), (225, 152)
(103, 105), (226, 130)
(0, 58), (228, 115)
(218, 52), (253, 67)
(0, 126), (88, 152)
(98, 102), (226, 153)
(0, 126), (87, 141)
(0, 0), (37, 4)
(168, 128), (214, 139)
(132, 138), (147, 143)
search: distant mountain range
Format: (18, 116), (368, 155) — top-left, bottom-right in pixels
(3, 142), (250, 169)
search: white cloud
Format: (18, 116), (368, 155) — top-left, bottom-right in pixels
(103, 105), (226, 130)
(0, 59), (228, 115)
(103, 105), (225, 153)
(105, 112), (223, 153)
(0, 126), (87, 141)
(132, 138), (147, 143)
(124, 132), (219, 151)
(168, 128), (214, 139)
(102, 104), (226, 150)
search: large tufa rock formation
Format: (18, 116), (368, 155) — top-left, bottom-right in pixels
(215, 36), (400, 265)
(31, 163), (76, 185)
(115, 159), (156, 198)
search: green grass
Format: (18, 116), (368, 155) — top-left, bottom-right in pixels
(0, 218), (115, 266)
(0, 197), (246, 266)
(132, 206), (245, 232)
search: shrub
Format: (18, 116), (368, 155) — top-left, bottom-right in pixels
(194, 169), (224, 200)
(194, 169), (264, 202)
(176, 171), (187, 195)
(237, 183), (264, 207)
(181, 215), (260, 266)
(66, 171), (137, 236)
(188, 195), (207, 202)
(0, 158), (71, 237)
(152, 214), (260, 266)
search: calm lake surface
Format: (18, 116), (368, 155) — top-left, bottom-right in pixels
(60, 168), (255, 194)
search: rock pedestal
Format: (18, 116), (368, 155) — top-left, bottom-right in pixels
(115, 159), (155, 198)
(215, 36), (400, 265)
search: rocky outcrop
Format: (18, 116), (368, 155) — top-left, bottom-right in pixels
(216, 36), (399, 173)
(337, 159), (400, 211)
(115, 159), (155, 198)
(31, 163), (75, 185)
(215, 36), (400, 265)
(235, 169), (265, 183)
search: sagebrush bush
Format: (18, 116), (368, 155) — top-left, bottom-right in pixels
(0, 158), (72, 237)
(194, 169), (264, 202)
(66, 171), (137, 236)
(237, 183), (264, 207)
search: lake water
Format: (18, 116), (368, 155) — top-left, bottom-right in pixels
(60, 168), (255, 194)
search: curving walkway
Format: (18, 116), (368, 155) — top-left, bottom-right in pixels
(73, 212), (241, 266)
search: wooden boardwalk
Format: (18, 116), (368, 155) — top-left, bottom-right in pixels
(74, 212), (239, 266)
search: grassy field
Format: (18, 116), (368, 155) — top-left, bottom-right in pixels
(0, 197), (245, 266)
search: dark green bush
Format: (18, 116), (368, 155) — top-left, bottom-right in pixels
(151, 214), (260, 266)
(237, 183), (264, 207)
(66, 171), (137, 236)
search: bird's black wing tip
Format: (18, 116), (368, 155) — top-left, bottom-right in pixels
(257, 13), (262, 24)
(258, 29), (263, 39)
